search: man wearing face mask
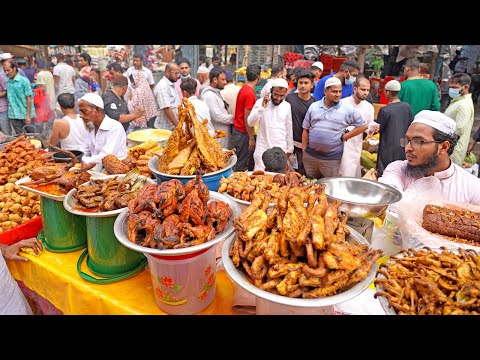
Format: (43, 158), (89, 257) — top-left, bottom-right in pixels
(153, 62), (181, 130)
(378, 110), (480, 204)
(444, 73), (474, 166)
(78, 93), (127, 165)
(313, 59), (361, 101)
(247, 78), (293, 171)
(174, 57), (201, 99)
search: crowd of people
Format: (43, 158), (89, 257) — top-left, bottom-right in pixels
(2, 48), (480, 315)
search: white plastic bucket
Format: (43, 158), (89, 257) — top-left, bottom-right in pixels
(256, 298), (334, 315)
(146, 244), (217, 315)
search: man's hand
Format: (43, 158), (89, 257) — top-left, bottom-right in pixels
(133, 110), (146, 119)
(262, 93), (270, 108)
(248, 137), (256, 151)
(4, 238), (44, 262)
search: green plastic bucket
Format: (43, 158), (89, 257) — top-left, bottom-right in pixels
(77, 215), (147, 284)
(40, 196), (87, 252)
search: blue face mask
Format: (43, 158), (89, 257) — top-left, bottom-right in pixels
(448, 87), (462, 98)
(345, 71), (356, 85)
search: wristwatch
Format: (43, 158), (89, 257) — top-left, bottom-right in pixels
(342, 128), (350, 141)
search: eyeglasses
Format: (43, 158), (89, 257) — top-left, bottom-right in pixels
(400, 137), (440, 149)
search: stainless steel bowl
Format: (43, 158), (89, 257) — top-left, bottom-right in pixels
(317, 177), (402, 218)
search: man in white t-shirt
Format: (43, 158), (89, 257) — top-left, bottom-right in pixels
(53, 52), (76, 98)
(125, 53), (155, 90)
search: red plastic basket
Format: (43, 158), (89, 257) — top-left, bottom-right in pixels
(320, 53), (334, 71)
(293, 60), (314, 69)
(0, 216), (43, 246)
(285, 52), (304, 63)
(333, 57), (348, 72)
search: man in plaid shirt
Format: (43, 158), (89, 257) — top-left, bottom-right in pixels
(153, 62), (181, 130)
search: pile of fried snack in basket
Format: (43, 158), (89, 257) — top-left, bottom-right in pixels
(230, 183), (383, 298)
(375, 247), (480, 315)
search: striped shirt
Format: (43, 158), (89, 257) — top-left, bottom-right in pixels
(303, 97), (365, 160)
(81, 115), (127, 164)
(153, 76), (180, 131)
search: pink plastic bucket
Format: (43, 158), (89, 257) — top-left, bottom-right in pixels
(146, 244), (217, 315)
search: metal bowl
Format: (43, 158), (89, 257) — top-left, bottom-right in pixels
(148, 153), (237, 191)
(222, 225), (378, 310)
(317, 177), (402, 218)
(113, 191), (242, 256)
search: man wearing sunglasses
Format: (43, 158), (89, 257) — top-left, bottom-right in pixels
(378, 110), (480, 204)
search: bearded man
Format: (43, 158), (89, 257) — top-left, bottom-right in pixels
(78, 93), (127, 164)
(378, 110), (480, 204)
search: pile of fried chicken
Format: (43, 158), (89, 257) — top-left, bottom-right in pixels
(375, 246), (480, 315)
(218, 170), (305, 203)
(230, 184), (383, 299)
(157, 97), (235, 175)
(74, 169), (147, 212)
(127, 172), (231, 249)
(22, 146), (95, 195)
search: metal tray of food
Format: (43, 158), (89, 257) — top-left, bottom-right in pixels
(114, 191), (242, 256)
(375, 247), (464, 315)
(63, 174), (156, 218)
(222, 225), (377, 308)
(16, 176), (66, 202)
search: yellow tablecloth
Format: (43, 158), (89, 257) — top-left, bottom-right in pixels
(7, 249), (237, 315)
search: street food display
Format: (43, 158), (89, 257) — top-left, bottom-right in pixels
(127, 140), (163, 178)
(127, 172), (231, 249)
(218, 170), (307, 203)
(0, 135), (51, 185)
(157, 97), (235, 176)
(0, 183), (40, 232)
(229, 184), (383, 298)
(74, 169), (147, 212)
(422, 205), (480, 245)
(375, 247), (480, 315)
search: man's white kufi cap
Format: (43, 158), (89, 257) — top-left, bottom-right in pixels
(271, 78), (289, 89)
(79, 93), (104, 109)
(412, 110), (456, 136)
(197, 66), (209, 74)
(325, 77), (342, 88)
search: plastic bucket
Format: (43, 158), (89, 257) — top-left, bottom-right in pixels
(370, 209), (402, 256)
(256, 298), (333, 315)
(77, 215), (147, 284)
(40, 196), (87, 252)
(146, 244), (217, 315)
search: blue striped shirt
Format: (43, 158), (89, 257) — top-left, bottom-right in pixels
(303, 98), (365, 160)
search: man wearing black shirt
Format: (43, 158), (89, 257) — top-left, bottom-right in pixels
(102, 75), (144, 131)
(285, 68), (317, 175)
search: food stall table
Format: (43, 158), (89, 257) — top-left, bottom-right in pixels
(6, 249), (237, 315)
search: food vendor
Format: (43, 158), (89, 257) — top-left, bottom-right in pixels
(78, 93), (127, 164)
(377, 110), (480, 204)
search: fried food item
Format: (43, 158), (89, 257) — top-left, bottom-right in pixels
(374, 247), (480, 315)
(422, 204), (480, 243)
(102, 154), (131, 175)
(230, 185), (382, 299)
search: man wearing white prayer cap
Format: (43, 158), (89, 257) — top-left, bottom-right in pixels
(246, 75), (293, 171)
(78, 92), (127, 165)
(301, 75), (366, 178)
(378, 110), (480, 204)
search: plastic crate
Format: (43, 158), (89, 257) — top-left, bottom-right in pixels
(333, 57), (348, 72)
(293, 60), (314, 69)
(285, 52), (304, 63)
(0, 216), (43, 246)
(320, 53), (334, 71)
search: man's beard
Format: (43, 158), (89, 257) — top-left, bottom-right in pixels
(86, 121), (95, 132)
(405, 151), (440, 178)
